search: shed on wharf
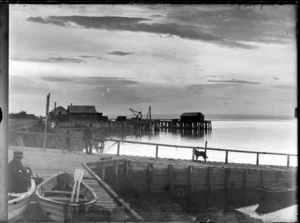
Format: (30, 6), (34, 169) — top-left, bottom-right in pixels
(181, 112), (205, 122)
(159, 112), (212, 130)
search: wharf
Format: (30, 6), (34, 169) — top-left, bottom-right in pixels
(8, 146), (143, 222)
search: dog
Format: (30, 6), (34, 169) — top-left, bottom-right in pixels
(93, 140), (105, 153)
(194, 148), (208, 162)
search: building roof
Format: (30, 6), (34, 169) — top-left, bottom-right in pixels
(181, 112), (204, 117)
(68, 105), (97, 114)
(49, 106), (67, 114)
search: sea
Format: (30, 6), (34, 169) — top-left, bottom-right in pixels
(103, 119), (298, 167)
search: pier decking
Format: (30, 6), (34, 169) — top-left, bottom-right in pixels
(8, 146), (143, 222)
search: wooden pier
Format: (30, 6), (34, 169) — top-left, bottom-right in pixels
(158, 119), (212, 131)
(8, 146), (144, 222)
(86, 155), (297, 195)
(51, 118), (212, 135)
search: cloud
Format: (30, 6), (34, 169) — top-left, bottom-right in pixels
(26, 16), (47, 24)
(187, 83), (233, 92)
(40, 77), (73, 82)
(69, 77), (153, 105)
(208, 78), (260, 84)
(271, 84), (297, 89)
(165, 6), (296, 45)
(75, 77), (138, 87)
(273, 77), (280, 80)
(79, 55), (96, 58)
(10, 76), (52, 94)
(218, 97), (237, 101)
(11, 57), (86, 64)
(26, 15), (258, 49)
(107, 51), (134, 56)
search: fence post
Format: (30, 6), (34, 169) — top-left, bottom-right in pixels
(287, 155), (290, 167)
(256, 153), (259, 165)
(225, 151), (228, 164)
(155, 145), (159, 158)
(117, 141), (120, 155)
(205, 141), (207, 153)
(192, 148), (195, 161)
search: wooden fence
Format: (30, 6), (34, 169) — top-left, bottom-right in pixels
(9, 130), (297, 167)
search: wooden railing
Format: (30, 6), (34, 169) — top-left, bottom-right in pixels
(9, 130), (297, 167)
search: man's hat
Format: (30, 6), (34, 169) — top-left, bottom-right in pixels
(13, 151), (23, 158)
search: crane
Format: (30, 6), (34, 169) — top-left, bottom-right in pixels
(129, 108), (142, 120)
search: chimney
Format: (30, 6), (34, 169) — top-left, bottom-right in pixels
(54, 102), (56, 109)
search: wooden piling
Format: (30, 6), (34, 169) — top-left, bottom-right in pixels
(188, 166), (194, 193)
(226, 168), (231, 190)
(256, 153), (259, 165)
(155, 145), (159, 158)
(114, 160), (119, 180)
(147, 163), (153, 191)
(168, 164), (174, 192)
(102, 165), (106, 181)
(207, 167), (213, 191)
(260, 170), (264, 187)
(244, 169), (248, 189)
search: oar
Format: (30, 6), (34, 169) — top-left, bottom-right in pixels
(70, 169), (80, 202)
(75, 170), (84, 202)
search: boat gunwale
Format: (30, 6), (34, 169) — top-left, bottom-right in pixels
(36, 172), (97, 206)
(8, 179), (36, 204)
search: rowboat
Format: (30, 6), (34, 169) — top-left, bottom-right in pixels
(255, 181), (297, 214)
(35, 172), (97, 222)
(8, 179), (35, 222)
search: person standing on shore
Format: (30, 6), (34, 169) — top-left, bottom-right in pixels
(83, 124), (93, 154)
(66, 130), (72, 152)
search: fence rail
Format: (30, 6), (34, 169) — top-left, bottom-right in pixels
(9, 130), (297, 167)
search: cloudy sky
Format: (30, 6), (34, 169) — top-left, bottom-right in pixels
(9, 5), (297, 118)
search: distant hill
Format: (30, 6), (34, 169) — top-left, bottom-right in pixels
(9, 111), (38, 119)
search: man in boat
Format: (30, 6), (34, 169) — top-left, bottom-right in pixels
(83, 124), (93, 154)
(8, 151), (32, 193)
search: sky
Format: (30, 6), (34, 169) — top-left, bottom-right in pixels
(9, 4), (297, 118)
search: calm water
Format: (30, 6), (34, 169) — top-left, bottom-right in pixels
(103, 120), (298, 166)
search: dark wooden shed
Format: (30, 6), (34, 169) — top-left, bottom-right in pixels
(49, 106), (68, 121)
(116, 116), (127, 122)
(67, 105), (102, 121)
(180, 112), (205, 122)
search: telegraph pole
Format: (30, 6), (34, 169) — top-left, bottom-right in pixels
(43, 93), (50, 150)
(0, 4), (9, 222)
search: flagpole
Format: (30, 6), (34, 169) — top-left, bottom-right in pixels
(0, 4), (9, 222)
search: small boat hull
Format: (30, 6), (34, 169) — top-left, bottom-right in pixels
(256, 187), (297, 214)
(36, 172), (97, 222)
(8, 179), (36, 222)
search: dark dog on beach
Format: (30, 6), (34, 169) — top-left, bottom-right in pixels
(194, 148), (208, 162)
